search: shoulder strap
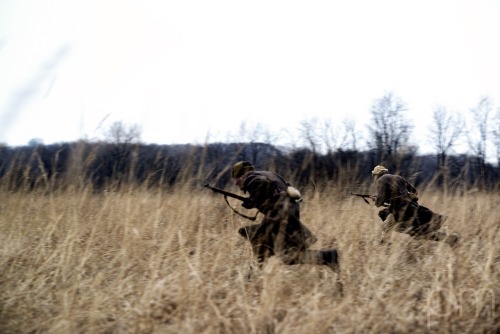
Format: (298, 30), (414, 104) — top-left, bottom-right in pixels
(223, 195), (259, 221)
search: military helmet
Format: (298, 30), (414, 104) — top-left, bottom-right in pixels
(231, 161), (255, 178)
(372, 165), (389, 175)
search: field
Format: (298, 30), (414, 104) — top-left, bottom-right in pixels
(1, 184), (498, 333)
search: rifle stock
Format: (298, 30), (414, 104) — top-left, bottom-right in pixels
(204, 183), (248, 202)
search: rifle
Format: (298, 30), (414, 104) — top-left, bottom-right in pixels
(204, 183), (258, 221)
(204, 183), (248, 201)
(351, 192), (377, 205)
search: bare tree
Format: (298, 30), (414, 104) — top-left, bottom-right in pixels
(230, 121), (280, 164)
(342, 118), (360, 151)
(298, 117), (321, 153)
(467, 96), (492, 165)
(320, 119), (334, 153)
(100, 121), (142, 185)
(239, 122), (277, 144)
(103, 121), (142, 144)
(429, 105), (464, 165)
(428, 105), (465, 189)
(466, 96), (494, 188)
(367, 92), (412, 162)
(319, 117), (360, 153)
(491, 106), (500, 167)
(28, 138), (44, 147)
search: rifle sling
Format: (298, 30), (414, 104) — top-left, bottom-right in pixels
(223, 195), (258, 221)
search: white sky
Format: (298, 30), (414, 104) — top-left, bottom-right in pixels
(1, 0), (500, 156)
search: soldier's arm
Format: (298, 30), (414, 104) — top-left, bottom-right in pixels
(405, 179), (418, 195)
(375, 181), (389, 207)
(242, 176), (273, 210)
(405, 180), (419, 201)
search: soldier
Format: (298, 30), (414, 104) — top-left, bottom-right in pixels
(231, 161), (340, 273)
(371, 165), (459, 246)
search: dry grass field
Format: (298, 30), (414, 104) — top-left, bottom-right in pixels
(1, 182), (498, 333)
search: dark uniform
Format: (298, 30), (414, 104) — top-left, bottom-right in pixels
(372, 165), (458, 246)
(232, 163), (339, 272)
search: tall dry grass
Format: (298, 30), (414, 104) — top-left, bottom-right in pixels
(0, 182), (498, 333)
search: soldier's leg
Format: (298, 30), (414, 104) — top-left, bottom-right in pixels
(293, 249), (343, 295)
(420, 230), (460, 247)
(416, 206), (447, 233)
(316, 249), (340, 273)
(380, 214), (396, 245)
(283, 248), (340, 273)
(238, 224), (260, 238)
(238, 223), (276, 262)
(378, 208), (391, 222)
(245, 259), (265, 282)
(445, 232), (460, 247)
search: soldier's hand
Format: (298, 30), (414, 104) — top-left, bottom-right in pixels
(409, 192), (419, 202)
(242, 199), (253, 209)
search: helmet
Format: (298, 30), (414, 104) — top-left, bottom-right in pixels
(231, 161), (255, 178)
(372, 165), (389, 176)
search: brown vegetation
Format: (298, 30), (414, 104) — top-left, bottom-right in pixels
(1, 181), (498, 334)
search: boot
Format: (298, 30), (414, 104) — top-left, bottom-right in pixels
(296, 249), (339, 273)
(318, 249), (343, 296)
(319, 249), (340, 273)
(421, 230), (460, 248)
(445, 232), (460, 247)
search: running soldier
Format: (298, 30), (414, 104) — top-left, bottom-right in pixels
(371, 165), (459, 246)
(231, 161), (340, 272)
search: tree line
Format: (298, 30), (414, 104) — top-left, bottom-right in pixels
(1, 92), (500, 192)
(0, 138), (498, 193)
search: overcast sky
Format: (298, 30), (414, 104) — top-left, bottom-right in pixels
(1, 0), (499, 157)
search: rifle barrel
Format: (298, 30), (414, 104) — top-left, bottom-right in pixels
(204, 183), (247, 201)
(350, 192), (376, 205)
(350, 192), (376, 198)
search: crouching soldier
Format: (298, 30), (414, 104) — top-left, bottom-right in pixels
(371, 165), (459, 247)
(231, 161), (340, 273)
